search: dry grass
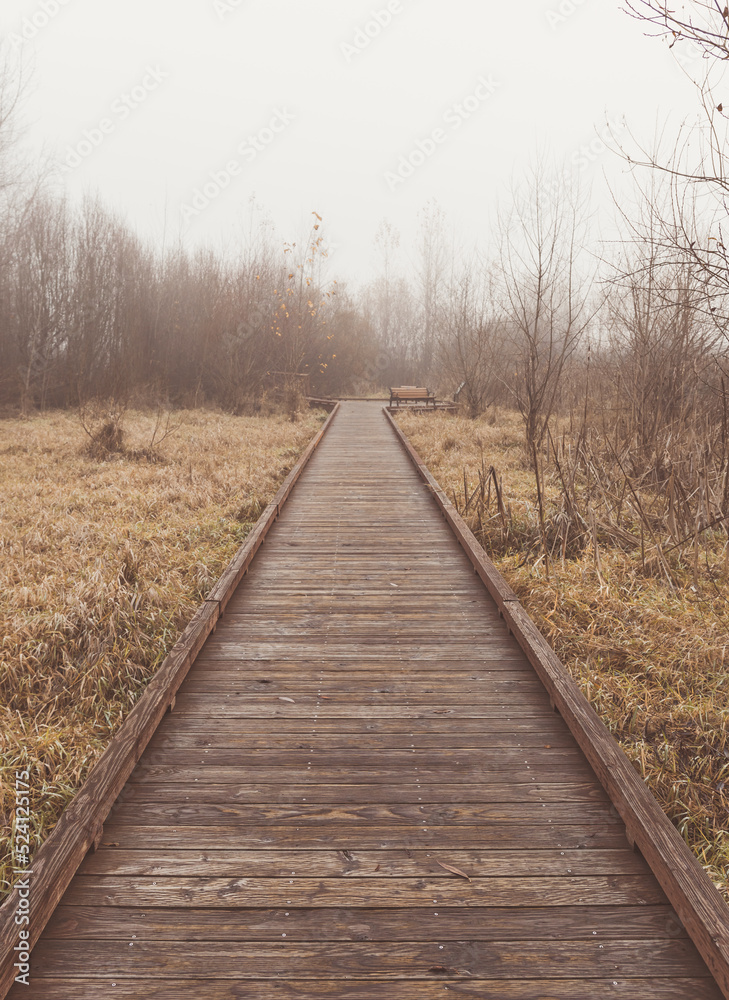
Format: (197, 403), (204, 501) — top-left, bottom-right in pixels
(398, 407), (729, 900)
(0, 406), (326, 894)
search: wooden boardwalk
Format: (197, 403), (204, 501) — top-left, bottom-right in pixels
(5, 401), (728, 997)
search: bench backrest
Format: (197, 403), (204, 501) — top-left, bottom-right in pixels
(390, 387), (431, 398)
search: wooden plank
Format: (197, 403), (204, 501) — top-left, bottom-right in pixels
(191, 657), (531, 671)
(194, 645), (530, 659)
(104, 801), (619, 828)
(176, 689), (548, 704)
(172, 692), (548, 706)
(132, 747), (582, 767)
(147, 732), (580, 751)
(187, 660), (532, 674)
(235, 554), (477, 565)
(222, 583), (490, 591)
(97, 824), (631, 850)
(60, 874), (667, 909)
(43, 901), (680, 939)
(385, 407), (729, 995)
(125, 763), (596, 784)
(208, 612), (505, 624)
(76, 848), (650, 878)
(112, 781), (600, 805)
(181, 677), (543, 695)
(27, 938), (707, 979)
(0, 405), (342, 999)
(164, 702), (553, 718)
(148, 716), (571, 735)
(187, 661), (531, 674)
(225, 588), (489, 597)
(10, 978), (723, 999)
(202, 610), (506, 622)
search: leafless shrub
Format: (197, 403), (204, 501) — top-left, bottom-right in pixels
(79, 401), (127, 460)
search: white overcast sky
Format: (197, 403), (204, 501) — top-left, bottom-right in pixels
(1, 0), (714, 281)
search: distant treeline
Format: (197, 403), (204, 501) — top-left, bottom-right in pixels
(1, 181), (728, 457)
(0, 193), (378, 410)
(2, 12), (729, 474)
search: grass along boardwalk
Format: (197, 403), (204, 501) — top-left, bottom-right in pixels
(3, 400), (728, 998)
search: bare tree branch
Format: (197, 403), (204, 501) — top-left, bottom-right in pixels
(624, 0), (729, 61)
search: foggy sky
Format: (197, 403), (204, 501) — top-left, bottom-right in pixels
(1, 0), (711, 282)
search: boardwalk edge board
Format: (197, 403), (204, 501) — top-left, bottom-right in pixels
(0, 403), (340, 999)
(383, 406), (729, 999)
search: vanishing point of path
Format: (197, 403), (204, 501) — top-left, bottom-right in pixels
(9, 401), (723, 998)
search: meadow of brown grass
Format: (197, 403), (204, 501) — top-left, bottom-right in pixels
(0, 406), (325, 894)
(398, 407), (729, 900)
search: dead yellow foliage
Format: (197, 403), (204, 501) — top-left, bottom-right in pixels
(398, 407), (729, 901)
(0, 407), (325, 893)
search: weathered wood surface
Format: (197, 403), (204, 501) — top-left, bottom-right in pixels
(4, 400), (727, 999)
(43, 901), (676, 936)
(0, 404), (340, 998)
(26, 938), (710, 978)
(88, 823), (634, 850)
(13, 979), (722, 999)
(74, 848), (649, 878)
(385, 406), (729, 996)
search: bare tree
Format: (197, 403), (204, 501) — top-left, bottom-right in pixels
(414, 200), (448, 376)
(270, 215), (338, 388)
(614, 0), (729, 346)
(10, 193), (69, 410)
(437, 264), (502, 417)
(607, 106), (729, 352)
(605, 242), (720, 455)
(495, 166), (595, 457)
(371, 219), (400, 350)
(0, 43), (29, 199)
(359, 220), (422, 388)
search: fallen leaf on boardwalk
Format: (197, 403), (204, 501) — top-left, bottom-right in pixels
(429, 966), (449, 974)
(278, 697), (296, 703)
(101, 842), (120, 847)
(437, 861), (471, 881)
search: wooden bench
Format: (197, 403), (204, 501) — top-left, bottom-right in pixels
(389, 386), (436, 407)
